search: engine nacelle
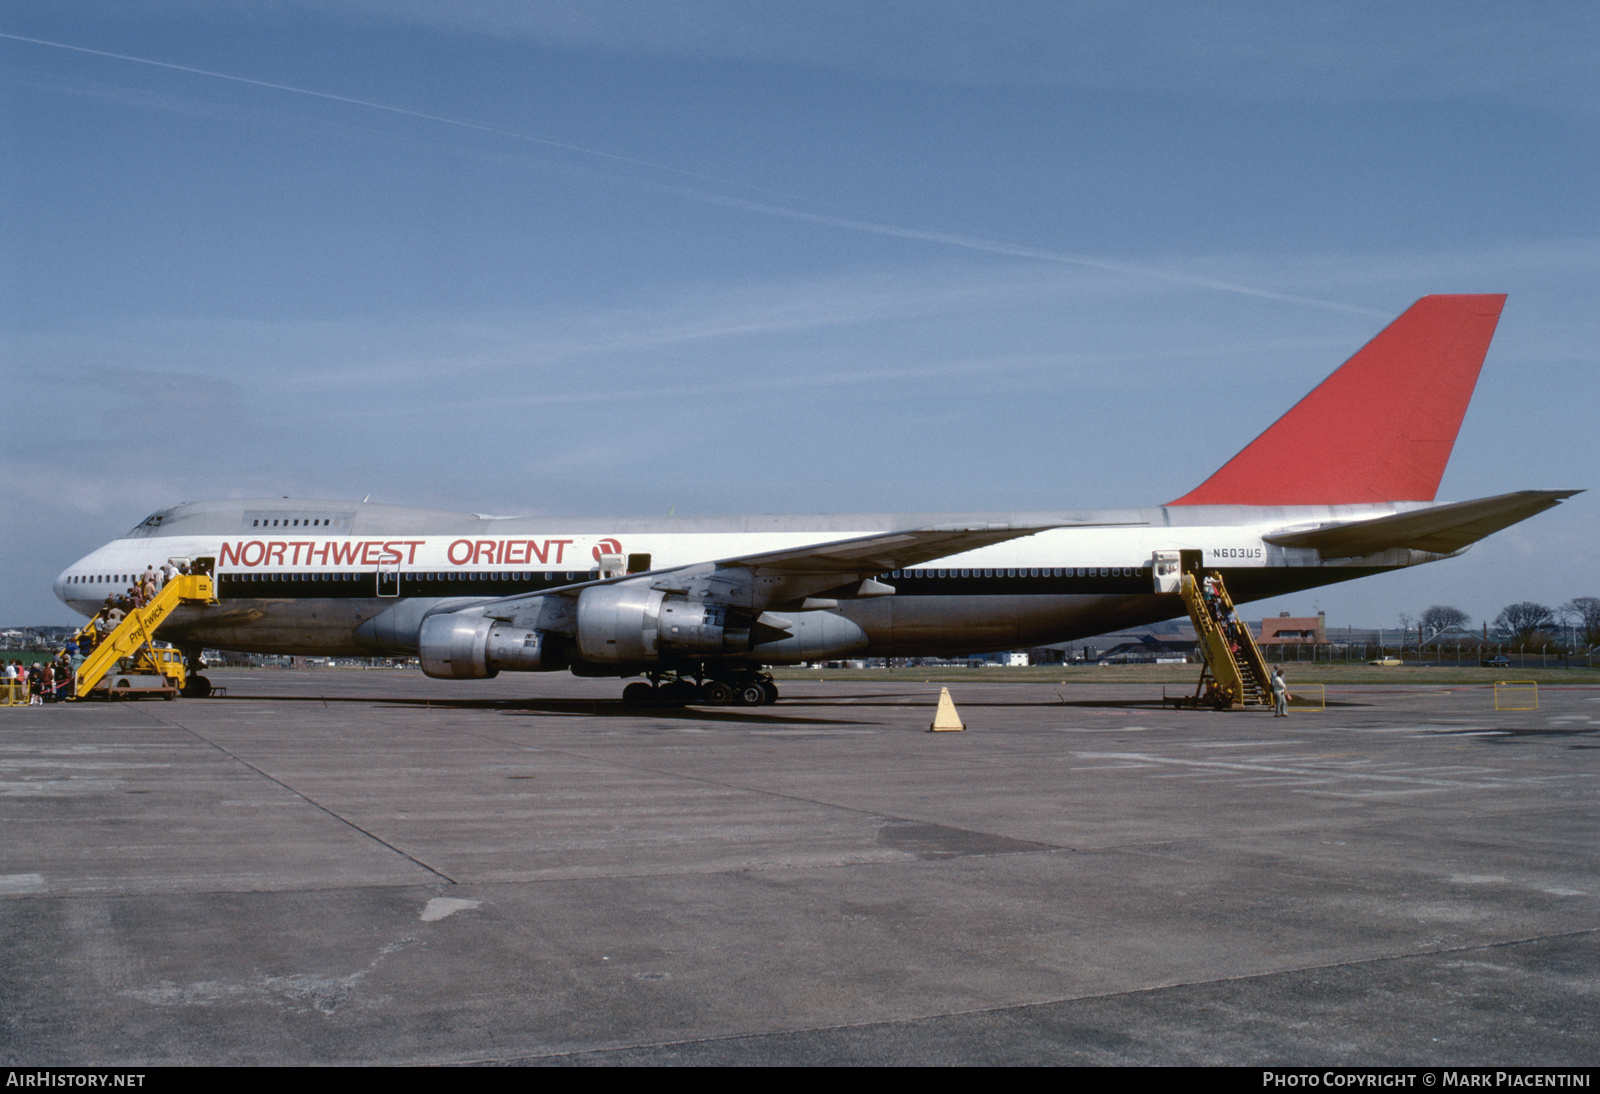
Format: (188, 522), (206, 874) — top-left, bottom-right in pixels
(576, 584), (751, 664)
(418, 614), (562, 679)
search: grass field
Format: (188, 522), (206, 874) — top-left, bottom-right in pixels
(769, 663), (1600, 687)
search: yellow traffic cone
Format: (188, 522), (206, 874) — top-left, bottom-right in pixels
(929, 687), (965, 732)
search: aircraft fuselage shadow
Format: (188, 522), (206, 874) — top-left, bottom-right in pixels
(494, 702), (879, 725)
(179, 691), (882, 724)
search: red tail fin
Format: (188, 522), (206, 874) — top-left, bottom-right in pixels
(1168, 294), (1506, 507)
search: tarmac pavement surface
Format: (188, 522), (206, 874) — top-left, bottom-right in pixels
(1, 671), (1596, 1065)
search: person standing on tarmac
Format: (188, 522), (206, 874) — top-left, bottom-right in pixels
(1272, 666), (1291, 717)
(53, 652), (71, 702)
(66, 646), (84, 694)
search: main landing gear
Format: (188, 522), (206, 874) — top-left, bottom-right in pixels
(622, 671), (779, 706)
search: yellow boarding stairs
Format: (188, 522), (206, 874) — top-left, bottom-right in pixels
(72, 574), (216, 700)
(1179, 570), (1273, 710)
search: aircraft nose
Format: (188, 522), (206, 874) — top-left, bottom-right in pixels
(56, 551), (96, 609)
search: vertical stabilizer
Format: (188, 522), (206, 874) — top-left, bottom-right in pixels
(1168, 294), (1505, 506)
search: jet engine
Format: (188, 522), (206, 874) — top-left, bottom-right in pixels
(576, 584), (751, 664)
(418, 614), (563, 679)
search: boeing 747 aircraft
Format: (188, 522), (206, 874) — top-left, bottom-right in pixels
(56, 295), (1575, 701)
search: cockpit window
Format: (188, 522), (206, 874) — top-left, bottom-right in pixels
(126, 508), (177, 537)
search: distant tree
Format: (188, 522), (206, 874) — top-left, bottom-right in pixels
(1420, 605), (1470, 636)
(1561, 597), (1600, 648)
(1494, 602), (1555, 648)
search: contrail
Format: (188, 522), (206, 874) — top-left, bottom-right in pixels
(691, 193), (1386, 315)
(0, 31), (825, 206)
(2, 31), (1382, 316)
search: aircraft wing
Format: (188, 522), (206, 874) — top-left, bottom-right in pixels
(1263, 490), (1579, 558)
(704, 523), (1073, 574)
(475, 520), (1142, 627)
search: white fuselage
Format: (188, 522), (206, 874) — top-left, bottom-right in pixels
(57, 497), (1434, 663)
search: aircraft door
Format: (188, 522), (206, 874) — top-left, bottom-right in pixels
(1151, 551), (1181, 593)
(377, 567), (399, 597)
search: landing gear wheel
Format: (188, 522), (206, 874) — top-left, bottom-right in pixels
(660, 680), (698, 703)
(761, 681), (779, 705)
(703, 680), (736, 704)
(736, 681), (767, 706)
(182, 675), (212, 699)
(622, 681), (654, 704)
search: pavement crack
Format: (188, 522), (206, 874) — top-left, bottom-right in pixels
(131, 709), (457, 885)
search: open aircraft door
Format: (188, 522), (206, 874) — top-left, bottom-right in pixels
(1152, 551), (1182, 593)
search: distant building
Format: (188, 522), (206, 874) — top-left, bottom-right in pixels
(1259, 612), (1327, 644)
(1095, 635), (1197, 663)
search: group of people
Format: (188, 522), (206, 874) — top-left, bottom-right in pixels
(112, 564), (172, 612)
(4, 647), (82, 705)
(86, 563), (185, 643)
(1198, 572), (1292, 715)
(1199, 574), (1251, 656)
(4, 564), (190, 705)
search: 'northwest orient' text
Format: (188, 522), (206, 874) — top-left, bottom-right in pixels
(217, 539), (576, 568)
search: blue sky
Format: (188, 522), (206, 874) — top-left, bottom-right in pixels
(2, 2), (1596, 633)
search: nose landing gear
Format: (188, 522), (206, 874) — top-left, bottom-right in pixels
(178, 647), (213, 698)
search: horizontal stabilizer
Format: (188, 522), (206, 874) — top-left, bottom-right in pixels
(1170, 295), (1506, 506)
(1263, 490), (1579, 558)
